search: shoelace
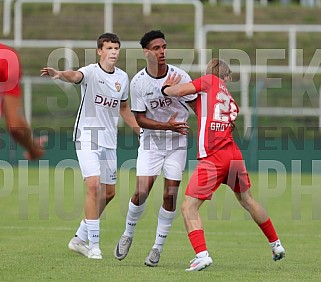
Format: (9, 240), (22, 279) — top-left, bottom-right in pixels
(121, 237), (131, 246)
(149, 249), (159, 261)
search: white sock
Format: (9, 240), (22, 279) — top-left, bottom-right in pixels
(124, 200), (146, 237)
(75, 219), (87, 242)
(152, 207), (176, 253)
(196, 251), (209, 258)
(86, 219), (100, 250)
(270, 239), (281, 247)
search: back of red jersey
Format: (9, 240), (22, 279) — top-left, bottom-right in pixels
(192, 74), (239, 159)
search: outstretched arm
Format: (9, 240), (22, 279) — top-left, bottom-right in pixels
(162, 82), (196, 97)
(40, 67), (83, 83)
(161, 72), (197, 97)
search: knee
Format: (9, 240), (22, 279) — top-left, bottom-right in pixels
(163, 193), (177, 208)
(86, 183), (99, 197)
(132, 190), (149, 205)
(105, 189), (115, 202)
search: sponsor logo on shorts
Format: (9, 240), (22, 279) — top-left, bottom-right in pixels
(110, 170), (117, 180)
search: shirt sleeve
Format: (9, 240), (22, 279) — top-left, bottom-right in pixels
(192, 74), (213, 93)
(77, 65), (90, 85)
(121, 73), (129, 101)
(130, 77), (146, 112)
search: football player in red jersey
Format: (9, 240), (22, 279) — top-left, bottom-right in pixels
(162, 58), (285, 271)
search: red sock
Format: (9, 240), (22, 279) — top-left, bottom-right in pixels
(188, 229), (207, 254)
(258, 218), (278, 243)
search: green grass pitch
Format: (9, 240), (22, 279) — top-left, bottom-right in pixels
(0, 166), (321, 281)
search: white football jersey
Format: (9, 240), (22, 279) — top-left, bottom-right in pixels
(130, 64), (196, 150)
(73, 63), (129, 148)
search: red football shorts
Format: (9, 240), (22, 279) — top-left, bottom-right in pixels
(185, 142), (251, 200)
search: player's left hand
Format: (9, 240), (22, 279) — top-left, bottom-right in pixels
(163, 72), (182, 87)
(168, 112), (189, 135)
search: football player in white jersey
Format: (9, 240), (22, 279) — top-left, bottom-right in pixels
(41, 33), (139, 259)
(114, 30), (197, 266)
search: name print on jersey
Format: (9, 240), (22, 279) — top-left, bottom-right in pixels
(94, 94), (119, 108)
(149, 97), (172, 109)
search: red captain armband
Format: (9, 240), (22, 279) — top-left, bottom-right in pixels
(161, 85), (170, 96)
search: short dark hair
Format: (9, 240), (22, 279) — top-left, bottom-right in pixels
(140, 30), (165, 49)
(97, 33), (121, 49)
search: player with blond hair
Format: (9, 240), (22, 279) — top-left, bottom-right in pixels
(162, 58), (285, 271)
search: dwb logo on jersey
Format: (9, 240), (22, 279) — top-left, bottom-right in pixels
(95, 94), (119, 108)
(150, 97), (172, 109)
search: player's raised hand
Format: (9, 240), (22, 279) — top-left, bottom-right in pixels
(40, 67), (60, 80)
(167, 112), (189, 135)
(163, 72), (182, 87)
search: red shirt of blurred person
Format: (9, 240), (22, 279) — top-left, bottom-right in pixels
(0, 43), (22, 116)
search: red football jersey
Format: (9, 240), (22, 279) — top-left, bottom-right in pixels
(0, 43), (22, 116)
(192, 74), (239, 159)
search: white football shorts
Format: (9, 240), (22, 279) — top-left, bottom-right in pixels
(75, 141), (117, 184)
(136, 146), (187, 180)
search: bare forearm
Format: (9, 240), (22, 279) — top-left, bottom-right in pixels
(120, 102), (140, 135)
(122, 114), (141, 135)
(57, 70), (82, 83)
(134, 111), (189, 134)
(136, 117), (172, 131)
(163, 82), (196, 97)
(4, 95), (45, 160)
(9, 124), (33, 151)
(41, 67), (82, 83)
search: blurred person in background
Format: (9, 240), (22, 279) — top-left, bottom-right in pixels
(0, 43), (46, 160)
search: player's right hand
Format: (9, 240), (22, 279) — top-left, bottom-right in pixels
(40, 67), (60, 80)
